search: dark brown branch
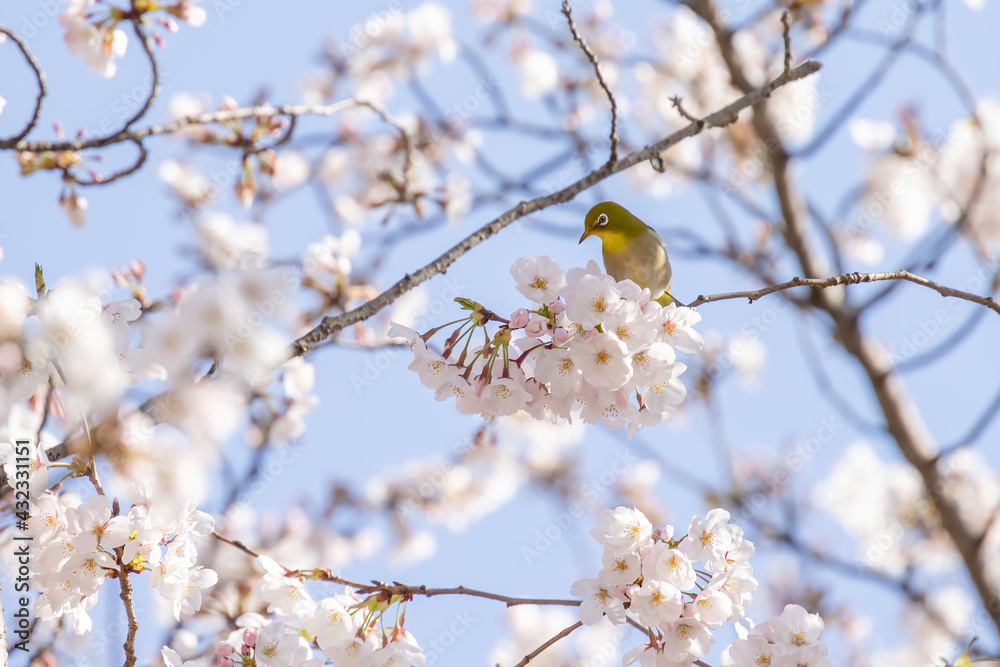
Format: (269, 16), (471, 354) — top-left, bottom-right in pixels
(73, 139), (149, 186)
(781, 12), (792, 73)
(513, 621), (583, 667)
(287, 59), (821, 358)
(685, 270), (1000, 315)
(669, 96), (701, 124)
(121, 19), (161, 135)
(561, 1), (619, 163)
(0, 27), (46, 144)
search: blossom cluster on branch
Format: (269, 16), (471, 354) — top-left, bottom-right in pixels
(570, 506), (831, 667)
(6, 440), (218, 633)
(392, 256), (703, 436)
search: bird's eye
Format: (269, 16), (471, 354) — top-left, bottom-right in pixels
(597, 213), (609, 226)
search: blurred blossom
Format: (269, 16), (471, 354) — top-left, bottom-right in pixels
(272, 150), (311, 191)
(406, 2), (458, 69)
(195, 213), (268, 270)
(727, 333), (766, 390)
(813, 442), (926, 575)
(159, 159), (213, 206)
(517, 48), (560, 99)
(60, 10), (128, 78)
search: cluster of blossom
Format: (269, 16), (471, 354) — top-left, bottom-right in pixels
(624, 8), (823, 199)
(851, 98), (1000, 255)
(814, 441), (1000, 583)
(155, 3), (477, 221)
(572, 506), (757, 664)
(164, 554), (425, 667)
(0, 259), (293, 421)
(61, 0), (206, 78)
(392, 256), (702, 436)
(572, 506), (831, 667)
(0, 278), (142, 420)
(11, 462), (218, 633)
(720, 604), (833, 667)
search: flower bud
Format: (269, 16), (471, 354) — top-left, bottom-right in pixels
(510, 308), (529, 329)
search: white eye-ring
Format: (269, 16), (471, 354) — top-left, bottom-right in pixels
(597, 213), (609, 226)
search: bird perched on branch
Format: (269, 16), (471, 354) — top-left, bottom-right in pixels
(579, 201), (675, 306)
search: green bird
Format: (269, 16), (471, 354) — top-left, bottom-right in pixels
(578, 201), (675, 306)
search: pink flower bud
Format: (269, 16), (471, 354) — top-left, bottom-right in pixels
(221, 659), (234, 667)
(525, 315), (547, 338)
(585, 328), (600, 339)
(243, 628), (257, 647)
(510, 308), (529, 329)
(548, 299), (565, 314)
(552, 327), (569, 345)
(220, 95), (239, 111)
(215, 644), (232, 657)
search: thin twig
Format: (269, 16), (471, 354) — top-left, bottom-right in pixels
(561, 1), (619, 163)
(685, 270), (1000, 315)
(781, 12), (792, 73)
(121, 19), (161, 134)
(0, 26), (47, 144)
(513, 621), (583, 667)
(212, 531), (582, 608)
(73, 139), (148, 186)
(3, 99), (409, 152)
(670, 96), (701, 124)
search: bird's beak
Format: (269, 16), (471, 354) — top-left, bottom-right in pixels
(578, 229), (590, 244)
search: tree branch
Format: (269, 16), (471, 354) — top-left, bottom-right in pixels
(513, 621), (583, 667)
(121, 19), (161, 135)
(115, 556), (139, 667)
(561, 1), (619, 163)
(685, 270), (1000, 315)
(212, 531), (581, 608)
(1, 98), (408, 152)
(0, 26), (46, 144)
(287, 59), (821, 359)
